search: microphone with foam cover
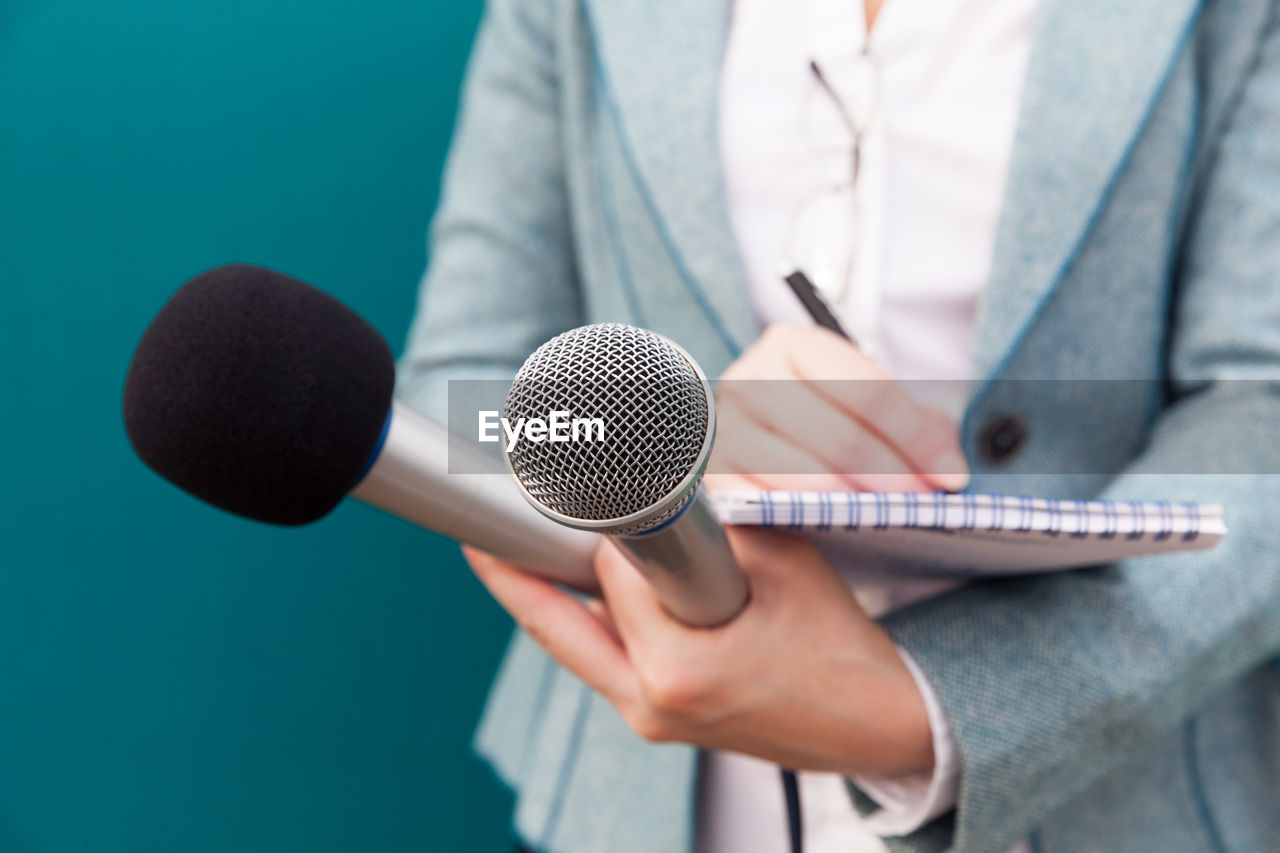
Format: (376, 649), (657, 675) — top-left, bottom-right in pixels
(123, 264), (596, 588)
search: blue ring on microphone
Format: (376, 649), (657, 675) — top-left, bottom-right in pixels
(354, 408), (393, 484)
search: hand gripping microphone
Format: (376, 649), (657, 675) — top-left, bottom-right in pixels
(122, 264), (596, 589)
(503, 324), (750, 627)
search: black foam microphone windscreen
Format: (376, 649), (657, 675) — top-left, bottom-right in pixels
(123, 264), (396, 525)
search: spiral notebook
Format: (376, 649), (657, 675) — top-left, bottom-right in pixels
(709, 491), (1227, 577)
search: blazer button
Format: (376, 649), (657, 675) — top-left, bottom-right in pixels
(979, 415), (1027, 465)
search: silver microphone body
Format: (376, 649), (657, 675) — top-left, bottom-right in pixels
(503, 324), (749, 627)
(613, 491), (746, 627)
(352, 401), (598, 590)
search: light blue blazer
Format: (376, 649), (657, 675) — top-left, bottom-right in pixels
(397, 0), (1280, 850)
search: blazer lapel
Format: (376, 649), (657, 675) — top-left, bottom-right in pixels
(583, 0), (757, 357)
(970, 0), (1202, 382)
(583, 0), (1204, 385)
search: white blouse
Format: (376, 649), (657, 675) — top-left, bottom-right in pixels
(703, 0), (1038, 851)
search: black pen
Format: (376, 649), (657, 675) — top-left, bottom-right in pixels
(782, 269), (858, 346)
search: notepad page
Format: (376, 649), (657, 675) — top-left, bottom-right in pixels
(707, 491), (1226, 576)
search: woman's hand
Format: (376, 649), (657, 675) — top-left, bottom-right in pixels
(463, 527), (934, 778)
(707, 323), (969, 493)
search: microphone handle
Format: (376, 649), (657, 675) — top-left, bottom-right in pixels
(613, 491), (750, 627)
(352, 401), (599, 591)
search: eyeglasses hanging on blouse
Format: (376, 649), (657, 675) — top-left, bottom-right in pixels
(783, 48), (880, 318)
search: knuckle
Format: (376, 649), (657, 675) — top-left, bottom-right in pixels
(624, 707), (673, 744)
(640, 665), (708, 716)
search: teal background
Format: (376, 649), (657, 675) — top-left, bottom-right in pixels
(0, 2), (519, 851)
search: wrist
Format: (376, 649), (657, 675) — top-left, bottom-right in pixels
(829, 649), (934, 777)
(867, 661), (935, 775)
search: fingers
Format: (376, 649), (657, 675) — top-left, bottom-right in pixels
(715, 382), (935, 493)
(583, 597), (623, 646)
(704, 469), (918, 495)
(591, 542), (682, 648)
(701, 470), (767, 493)
(780, 331), (968, 490)
(721, 324), (969, 491)
(462, 546), (638, 704)
(723, 525), (831, 583)
(710, 421), (865, 492)
(706, 441), (853, 494)
(770, 323), (894, 381)
(801, 376), (969, 491)
(591, 543), (736, 733)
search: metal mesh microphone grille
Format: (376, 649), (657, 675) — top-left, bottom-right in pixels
(504, 324), (709, 526)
